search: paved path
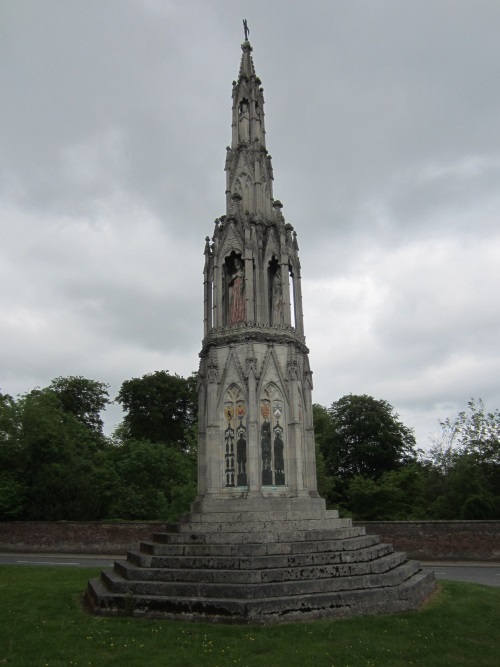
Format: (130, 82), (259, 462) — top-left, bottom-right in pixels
(1, 553), (499, 587)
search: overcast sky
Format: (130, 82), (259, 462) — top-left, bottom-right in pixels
(1, 0), (499, 448)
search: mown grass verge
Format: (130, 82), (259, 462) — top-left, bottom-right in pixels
(0, 566), (498, 666)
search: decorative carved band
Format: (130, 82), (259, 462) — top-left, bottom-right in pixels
(200, 322), (308, 357)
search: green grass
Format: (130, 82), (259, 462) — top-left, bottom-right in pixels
(0, 566), (498, 666)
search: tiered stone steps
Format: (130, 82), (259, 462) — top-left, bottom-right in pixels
(86, 506), (435, 623)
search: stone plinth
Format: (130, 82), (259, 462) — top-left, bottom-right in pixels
(85, 499), (436, 623)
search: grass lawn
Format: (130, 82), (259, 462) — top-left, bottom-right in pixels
(0, 566), (498, 666)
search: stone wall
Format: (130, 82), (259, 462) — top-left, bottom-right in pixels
(0, 520), (499, 560)
(0, 522), (164, 554)
(353, 521), (500, 561)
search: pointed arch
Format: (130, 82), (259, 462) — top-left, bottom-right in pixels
(257, 346), (289, 404)
(219, 222), (244, 261)
(260, 382), (286, 487)
(217, 348), (247, 405)
(223, 383), (247, 487)
(233, 171), (253, 212)
(264, 227), (279, 261)
(222, 252), (245, 326)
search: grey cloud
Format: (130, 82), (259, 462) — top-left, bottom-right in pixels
(1, 0), (500, 446)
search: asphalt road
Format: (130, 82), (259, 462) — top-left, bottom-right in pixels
(1, 553), (499, 587)
(0, 554), (118, 568)
(421, 563), (500, 587)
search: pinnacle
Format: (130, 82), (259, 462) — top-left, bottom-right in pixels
(238, 41), (256, 80)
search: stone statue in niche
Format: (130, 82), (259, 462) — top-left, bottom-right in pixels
(228, 257), (245, 325)
(261, 420), (272, 485)
(254, 101), (261, 141)
(224, 407), (235, 488)
(273, 405), (285, 486)
(236, 426), (247, 486)
(260, 400), (273, 485)
(273, 426), (285, 486)
(238, 100), (250, 142)
(272, 269), (284, 324)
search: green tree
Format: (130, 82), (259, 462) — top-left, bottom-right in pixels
(106, 439), (196, 520)
(348, 464), (428, 521)
(49, 376), (110, 434)
(430, 399), (499, 462)
(116, 370), (197, 449)
(313, 396), (418, 515)
(17, 385), (114, 520)
(427, 399), (500, 519)
(313, 404), (341, 507)
(0, 392), (27, 519)
(319, 394), (417, 481)
(0, 392), (20, 470)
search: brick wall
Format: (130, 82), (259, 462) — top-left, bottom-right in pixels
(0, 520), (499, 560)
(353, 521), (500, 561)
(0, 522), (165, 554)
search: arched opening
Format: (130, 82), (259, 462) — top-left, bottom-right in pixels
(238, 98), (250, 143)
(260, 384), (286, 486)
(223, 384), (247, 488)
(268, 256), (284, 326)
(223, 252), (245, 326)
(289, 263), (296, 329)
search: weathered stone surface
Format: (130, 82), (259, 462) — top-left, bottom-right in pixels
(86, 507), (436, 623)
(86, 525), (436, 623)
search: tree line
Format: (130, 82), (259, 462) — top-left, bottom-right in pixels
(315, 395), (500, 520)
(1, 373), (498, 521)
(0, 372), (197, 522)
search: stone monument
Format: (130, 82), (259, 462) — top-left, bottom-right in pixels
(86, 26), (435, 623)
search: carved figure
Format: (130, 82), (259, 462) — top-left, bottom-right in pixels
(238, 101), (250, 142)
(272, 269), (284, 324)
(236, 428), (247, 486)
(254, 101), (261, 141)
(273, 427), (285, 486)
(243, 19), (249, 41)
(261, 420), (272, 485)
(229, 258), (245, 324)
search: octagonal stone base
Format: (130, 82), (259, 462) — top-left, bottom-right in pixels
(85, 498), (436, 624)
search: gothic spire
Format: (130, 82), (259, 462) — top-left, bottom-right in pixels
(225, 31), (274, 219)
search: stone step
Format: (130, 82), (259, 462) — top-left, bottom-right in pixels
(138, 533), (380, 558)
(86, 575), (246, 619)
(393, 569), (437, 606)
(179, 509), (340, 523)
(87, 567), (435, 623)
(165, 517), (351, 534)
(127, 551), (152, 568)
(139, 541), (269, 557)
(135, 542), (394, 572)
(115, 545), (398, 584)
(101, 554), (415, 600)
(190, 496), (327, 514)
(85, 506), (436, 624)
(152, 526), (366, 546)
